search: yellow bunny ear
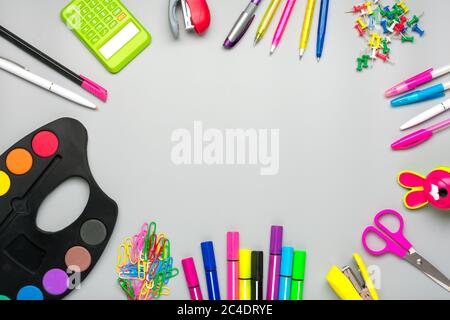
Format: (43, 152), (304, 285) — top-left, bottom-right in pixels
(398, 170), (426, 189)
(434, 166), (450, 174)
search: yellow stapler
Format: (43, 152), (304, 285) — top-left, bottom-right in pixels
(326, 253), (379, 300)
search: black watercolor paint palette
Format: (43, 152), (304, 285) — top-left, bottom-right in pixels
(0, 118), (117, 300)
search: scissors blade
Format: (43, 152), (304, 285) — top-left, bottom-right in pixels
(404, 251), (450, 292)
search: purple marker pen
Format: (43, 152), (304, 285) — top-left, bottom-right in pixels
(266, 225), (283, 300)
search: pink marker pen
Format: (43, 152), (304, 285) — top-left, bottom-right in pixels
(385, 64), (450, 97)
(227, 232), (239, 300)
(266, 225), (283, 300)
(182, 257), (203, 300)
(270, 0), (297, 55)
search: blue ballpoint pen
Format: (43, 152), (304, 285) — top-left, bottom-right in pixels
(316, 0), (329, 61)
(391, 82), (450, 107)
(201, 241), (221, 300)
(278, 246), (294, 300)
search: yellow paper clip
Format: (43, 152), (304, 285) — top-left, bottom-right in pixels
(357, 18), (368, 30)
(326, 253), (379, 300)
(116, 243), (128, 273)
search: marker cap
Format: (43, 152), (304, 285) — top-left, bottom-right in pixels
(227, 232), (239, 260)
(269, 225), (283, 254)
(292, 250), (307, 280)
(201, 241), (217, 271)
(182, 257), (200, 287)
(239, 249), (252, 278)
(280, 247), (294, 277)
(251, 251), (263, 281)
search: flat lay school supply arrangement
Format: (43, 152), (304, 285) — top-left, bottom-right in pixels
(181, 226), (307, 300)
(0, 0), (449, 302)
(0, 118), (118, 300)
(116, 222), (178, 300)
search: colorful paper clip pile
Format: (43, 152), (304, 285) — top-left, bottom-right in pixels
(349, 1), (425, 71)
(116, 222), (179, 300)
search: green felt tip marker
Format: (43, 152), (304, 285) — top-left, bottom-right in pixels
(290, 250), (307, 300)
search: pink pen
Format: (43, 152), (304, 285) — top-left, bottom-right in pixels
(227, 232), (239, 300)
(266, 225), (283, 300)
(385, 64), (450, 97)
(270, 0), (297, 55)
(182, 257), (203, 300)
(391, 118), (450, 150)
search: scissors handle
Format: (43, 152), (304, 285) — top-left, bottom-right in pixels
(362, 209), (412, 258)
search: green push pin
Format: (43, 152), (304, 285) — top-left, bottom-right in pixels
(401, 35), (414, 43)
(407, 15), (420, 27)
(357, 58), (364, 72)
(378, 5), (387, 17)
(392, 4), (404, 16)
(381, 39), (391, 54)
(362, 55), (370, 68)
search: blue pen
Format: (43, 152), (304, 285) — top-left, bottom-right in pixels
(316, 0), (329, 61)
(278, 246), (294, 300)
(201, 241), (221, 300)
(391, 83), (449, 107)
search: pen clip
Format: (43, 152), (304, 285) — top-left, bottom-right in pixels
(0, 56), (28, 70)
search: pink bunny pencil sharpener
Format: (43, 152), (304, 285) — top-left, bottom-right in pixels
(398, 167), (450, 210)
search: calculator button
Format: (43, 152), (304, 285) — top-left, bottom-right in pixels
(87, 30), (95, 39)
(91, 17), (99, 26)
(104, 15), (113, 23)
(100, 28), (109, 37)
(81, 25), (90, 34)
(91, 36), (100, 44)
(79, 2), (86, 8)
(102, 0), (112, 4)
(89, 0), (97, 8)
(94, 4), (103, 13)
(86, 12), (94, 20)
(107, 3), (117, 10)
(96, 23), (105, 31)
(117, 12), (127, 21)
(81, 7), (89, 15)
(108, 20), (118, 28)
(99, 9), (107, 18)
(112, 7), (121, 16)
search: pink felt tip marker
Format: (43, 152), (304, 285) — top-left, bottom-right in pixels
(182, 257), (204, 300)
(385, 64), (450, 97)
(391, 117), (450, 150)
(270, 0), (297, 55)
(227, 231), (239, 300)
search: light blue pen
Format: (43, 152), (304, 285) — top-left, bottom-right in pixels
(278, 246), (294, 300)
(391, 82), (450, 107)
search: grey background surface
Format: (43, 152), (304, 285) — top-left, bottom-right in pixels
(0, 0), (449, 300)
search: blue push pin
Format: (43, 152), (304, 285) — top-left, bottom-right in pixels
(412, 24), (425, 37)
(369, 15), (375, 30)
(380, 20), (389, 33)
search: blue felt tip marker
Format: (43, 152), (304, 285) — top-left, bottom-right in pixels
(391, 82), (449, 107)
(278, 246), (294, 300)
(201, 241), (221, 300)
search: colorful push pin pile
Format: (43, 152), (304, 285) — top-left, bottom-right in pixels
(116, 222), (179, 300)
(349, 1), (425, 72)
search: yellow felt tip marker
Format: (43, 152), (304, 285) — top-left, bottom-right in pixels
(239, 249), (252, 300)
(299, 0), (316, 59)
(254, 0), (282, 45)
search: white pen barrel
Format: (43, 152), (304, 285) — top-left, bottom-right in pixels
(432, 64), (450, 78)
(0, 58), (52, 89)
(50, 84), (96, 110)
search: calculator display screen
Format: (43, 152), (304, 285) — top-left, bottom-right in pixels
(98, 21), (139, 59)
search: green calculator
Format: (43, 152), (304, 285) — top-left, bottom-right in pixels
(61, 0), (151, 73)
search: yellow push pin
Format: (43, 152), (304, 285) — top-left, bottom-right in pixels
(365, 2), (373, 15)
(368, 33), (381, 48)
(357, 18), (368, 30)
(398, 1), (409, 14)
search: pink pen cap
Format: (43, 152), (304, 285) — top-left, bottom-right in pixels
(182, 257), (203, 300)
(391, 129), (433, 150)
(80, 75), (108, 102)
(385, 69), (434, 97)
(227, 232), (239, 261)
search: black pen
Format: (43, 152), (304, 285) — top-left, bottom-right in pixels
(251, 251), (263, 300)
(0, 25), (107, 101)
